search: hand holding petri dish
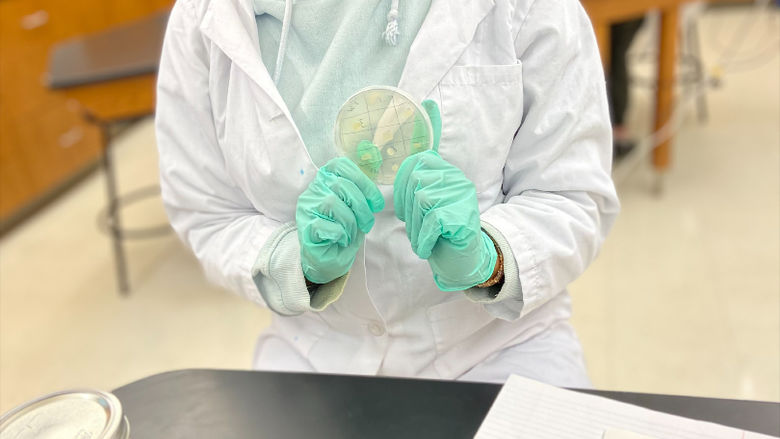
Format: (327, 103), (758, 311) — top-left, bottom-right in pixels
(334, 86), (434, 185)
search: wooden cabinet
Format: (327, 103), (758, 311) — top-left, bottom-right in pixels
(0, 0), (173, 224)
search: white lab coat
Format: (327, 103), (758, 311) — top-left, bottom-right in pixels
(156, 0), (619, 386)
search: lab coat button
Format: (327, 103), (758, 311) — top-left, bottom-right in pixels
(368, 321), (385, 336)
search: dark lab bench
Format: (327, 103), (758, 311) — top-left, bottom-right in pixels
(112, 369), (780, 438)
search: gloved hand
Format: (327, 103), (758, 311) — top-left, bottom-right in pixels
(393, 101), (498, 291)
(297, 157), (385, 284)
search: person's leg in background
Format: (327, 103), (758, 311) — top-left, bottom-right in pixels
(609, 17), (646, 161)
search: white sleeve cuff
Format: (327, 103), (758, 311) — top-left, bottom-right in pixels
(463, 220), (525, 320)
(251, 223), (347, 316)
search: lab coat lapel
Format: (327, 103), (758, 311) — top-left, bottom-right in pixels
(398, 0), (496, 100)
(199, 0), (292, 120)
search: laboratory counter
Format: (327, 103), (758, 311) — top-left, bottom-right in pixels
(112, 369), (780, 438)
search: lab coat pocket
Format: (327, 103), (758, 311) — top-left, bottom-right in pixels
(426, 298), (497, 378)
(436, 63), (525, 193)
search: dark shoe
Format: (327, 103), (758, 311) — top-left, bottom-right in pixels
(613, 139), (636, 162)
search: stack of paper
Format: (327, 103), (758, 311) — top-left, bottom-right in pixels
(475, 375), (776, 439)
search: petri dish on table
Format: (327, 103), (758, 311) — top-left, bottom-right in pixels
(0, 389), (129, 439)
(334, 86), (433, 185)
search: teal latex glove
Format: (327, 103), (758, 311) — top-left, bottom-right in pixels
(393, 100), (497, 291)
(355, 139), (383, 180)
(297, 157), (385, 284)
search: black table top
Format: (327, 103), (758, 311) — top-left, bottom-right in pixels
(112, 369), (780, 439)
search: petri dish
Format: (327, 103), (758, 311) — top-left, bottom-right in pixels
(334, 86), (433, 185)
(0, 389), (129, 439)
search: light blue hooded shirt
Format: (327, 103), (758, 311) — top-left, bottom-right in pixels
(253, 0), (431, 166)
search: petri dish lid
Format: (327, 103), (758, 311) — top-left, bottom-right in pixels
(0, 389), (129, 439)
(334, 86), (433, 185)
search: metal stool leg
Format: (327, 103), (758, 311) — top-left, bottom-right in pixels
(686, 18), (709, 123)
(99, 122), (130, 294)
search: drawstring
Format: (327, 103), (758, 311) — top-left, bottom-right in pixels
(382, 0), (400, 46)
(273, 0), (293, 84)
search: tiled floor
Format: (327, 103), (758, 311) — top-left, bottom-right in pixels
(1, 5), (778, 412)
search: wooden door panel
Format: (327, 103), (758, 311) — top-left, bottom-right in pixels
(0, 0), (173, 223)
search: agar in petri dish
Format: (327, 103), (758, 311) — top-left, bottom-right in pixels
(334, 86), (433, 184)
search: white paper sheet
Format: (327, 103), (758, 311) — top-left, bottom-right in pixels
(602, 429), (658, 439)
(475, 375), (777, 439)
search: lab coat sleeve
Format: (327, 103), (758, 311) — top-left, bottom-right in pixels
(251, 224), (348, 315)
(156, 0), (344, 314)
(466, 0), (620, 320)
